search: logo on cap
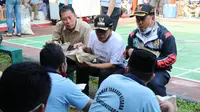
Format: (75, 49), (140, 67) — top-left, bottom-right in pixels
(97, 17), (105, 27)
(136, 5), (143, 11)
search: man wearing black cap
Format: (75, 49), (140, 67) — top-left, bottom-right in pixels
(75, 14), (125, 95)
(125, 4), (177, 96)
(89, 49), (161, 112)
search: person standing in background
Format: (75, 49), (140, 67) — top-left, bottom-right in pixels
(100, 0), (121, 31)
(43, 0), (50, 20)
(31, 0), (40, 20)
(5, 0), (24, 37)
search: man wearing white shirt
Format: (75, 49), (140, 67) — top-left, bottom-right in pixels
(75, 14), (125, 95)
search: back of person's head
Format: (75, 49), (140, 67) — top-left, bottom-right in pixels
(128, 49), (157, 82)
(59, 5), (76, 17)
(0, 62), (51, 112)
(40, 43), (65, 70)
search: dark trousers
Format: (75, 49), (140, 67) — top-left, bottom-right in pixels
(76, 65), (124, 95)
(101, 6), (121, 31)
(46, 4), (50, 19)
(66, 58), (78, 74)
(147, 70), (170, 96)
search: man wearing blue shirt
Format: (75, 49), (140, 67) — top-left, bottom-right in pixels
(89, 49), (161, 112)
(40, 43), (92, 112)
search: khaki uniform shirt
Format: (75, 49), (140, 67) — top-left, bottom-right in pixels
(52, 19), (92, 45)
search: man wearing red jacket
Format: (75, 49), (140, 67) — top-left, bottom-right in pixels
(125, 4), (177, 96)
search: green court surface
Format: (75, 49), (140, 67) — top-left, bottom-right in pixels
(3, 21), (200, 82)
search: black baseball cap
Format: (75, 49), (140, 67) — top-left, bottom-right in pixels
(94, 14), (113, 30)
(131, 4), (155, 17)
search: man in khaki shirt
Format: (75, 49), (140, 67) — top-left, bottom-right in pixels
(48, 6), (92, 46)
(47, 5), (92, 75)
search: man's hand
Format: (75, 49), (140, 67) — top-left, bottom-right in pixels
(46, 40), (54, 44)
(55, 0), (59, 4)
(83, 61), (94, 67)
(128, 48), (134, 57)
(73, 42), (87, 49)
(107, 0), (116, 16)
(24, 2), (29, 8)
(160, 101), (175, 112)
(76, 61), (91, 68)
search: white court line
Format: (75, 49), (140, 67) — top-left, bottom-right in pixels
(3, 35), (50, 49)
(3, 34), (51, 41)
(173, 66), (191, 71)
(172, 76), (200, 83)
(173, 67), (200, 73)
(3, 41), (42, 49)
(4, 40), (44, 45)
(176, 68), (200, 77)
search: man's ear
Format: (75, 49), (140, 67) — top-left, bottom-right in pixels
(125, 67), (129, 73)
(145, 73), (155, 84)
(60, 63), (65, 73)
(152, 15), (155, 21)
(150, 73), (155, 82)
(36, 104), (45, 112)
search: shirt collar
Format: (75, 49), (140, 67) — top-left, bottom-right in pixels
(44, 66), (59, 74)
(124, 73), (146, 86)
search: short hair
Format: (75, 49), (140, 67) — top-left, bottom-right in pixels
(59, 5), (76, 18)
(128, 49), (157, 82)
(0, 62), (51, 112)
(40, 43), (65, 69)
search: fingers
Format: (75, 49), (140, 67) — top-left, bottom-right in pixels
(73, 43), (85, 49)
(128, 48), (134, 56)
(46, 40), (53, 44)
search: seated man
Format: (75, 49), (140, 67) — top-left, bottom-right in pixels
(40, 43), (92, 112)
(75, 14), (125, 95)
(47, 5), (92, 76)
(126, 4), (177, 96)
(0, 62), (51, 112)
(89, 49), (161, 112)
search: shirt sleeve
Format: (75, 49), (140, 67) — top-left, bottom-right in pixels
(110, 39), (125, 64)
(52, 21), (64, 43)
(65, 80), (90, 110)
(83, 23), (92, 45)
(87, 31), (95, 49)
(157, 32), (177, 69)
(125, 31), (135, 59)
(142, 96), (161, 112)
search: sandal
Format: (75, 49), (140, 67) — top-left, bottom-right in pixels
(4, 33), (12, 37)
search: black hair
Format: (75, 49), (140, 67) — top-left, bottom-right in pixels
(40, 43), (65, 69)
(59, 5), (76, 18)
(128, 68), (152, 82)
(0, 62), (51, 112)
(127, 49), (157, 82)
